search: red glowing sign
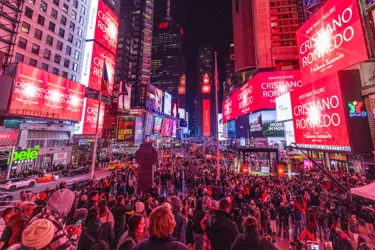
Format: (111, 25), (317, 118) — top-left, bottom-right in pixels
(178, 86), (186, 95)
(180, 75), (186, 86)
(81, 41), (115, 95)
(9, 63), (85, 121)
(203, 74), (210, 84)
(290, 72), (351, 152)
(158, 21), (169, 29)
(202, 84), (211, 94)
(296, 0), (368, 83)
(180, 28), (184, 36)
(87, 0), (119, 56)
(82, 98), (105, 135)
(203, 99), (211, 136)
(222, 70), (303, 122)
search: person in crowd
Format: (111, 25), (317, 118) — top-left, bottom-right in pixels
(111, 196), (133, 242)
(66, 208), (88, 226)
(132, 205), (188, 250)
(117, 213), (145, 250)
(21, 219), (55, 250)
(0, 208), (16, 249)
(349, 214), (359, 244)
(98, 199), (115, 228)
(316, 206), (327, 240)
(337, 232), (353, 250)
(171, 196), (187, 244)
(84, 191), (100, 210)
(192, 199), (205, 250)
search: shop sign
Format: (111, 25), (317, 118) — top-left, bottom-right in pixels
(9, 145), (40, 164)
(329, 153), (347, 161)
(53, 152), (68, 165)
(348, 101), (367, 117)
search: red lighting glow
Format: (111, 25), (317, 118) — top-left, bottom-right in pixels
(202, 85), (211, 94)
(203, 99), (211, 136)
(203, 74), (210, 84)
(158, 21), (169, 29)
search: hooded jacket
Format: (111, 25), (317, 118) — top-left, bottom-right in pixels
(231, 229), (278, 250)
(78, 218), (102, 250)
(6, 213), (30, 246)
(206, 210), (240, 250)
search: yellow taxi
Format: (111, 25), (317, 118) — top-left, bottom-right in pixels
(107, 161), (125, 170)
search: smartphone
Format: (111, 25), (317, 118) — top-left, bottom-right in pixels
(307, 243), (319, 250)
(74, 219), (83, 227)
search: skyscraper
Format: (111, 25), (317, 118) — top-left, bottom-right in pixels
(151, 0), (185, 106)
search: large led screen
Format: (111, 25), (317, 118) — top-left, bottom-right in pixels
(146, 84), (163, 112)
(153, 116), (163, 135)
(134, 116), (143, 145)
(9, 63), (85, 121)
(144, 112), (153, 136)
(164, 92), (172, 115)
(118, 81), (131, 111)
(81, 41), (115, 95)
(82, 98), (105, 135)
(117, 116), (135, 141)
(203, 99), (210, 136)
(172, 120), (177, 138)
(86, 0), (119, 56)
(296, 0), (368, 83)
(161, 118), (172, 137)
(261, 110), (284, 137)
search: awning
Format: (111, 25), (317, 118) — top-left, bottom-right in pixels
(351, 182), (375, 200)
(0, 128), (19, 147)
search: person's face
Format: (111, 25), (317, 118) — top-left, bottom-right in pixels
(137, 217), (145, 234)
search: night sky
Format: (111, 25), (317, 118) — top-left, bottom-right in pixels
(153, 0), (233, 115)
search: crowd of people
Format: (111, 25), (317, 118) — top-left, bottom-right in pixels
(0, 143), (374, 250)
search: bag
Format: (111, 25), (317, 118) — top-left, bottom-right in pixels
(83, 231), (109, 250)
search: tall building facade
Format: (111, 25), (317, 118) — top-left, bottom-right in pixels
(224, 44), (235, 99)
(151, 0), (185, 106)
(115, 0), (154, 108)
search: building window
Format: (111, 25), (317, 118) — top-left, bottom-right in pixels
(18, 37), (27, 49)
(72, 62), (78, 72)
(60, 15), (67, 25)
(29, 58), (37, 67)
(62, 3), (68, 13)
(71, 75), (77, 81)
(25, 7), (33, 19)
(67, 33), (73, 43)
(79, 16), (84, 25)
(46, 35), (53, 46)
(65, 45), (72, 55)
(51, 8), (57, 19)
(48, 21), (55, 32)
(56, 41), (63, 51)
(34, 29), (42, 40)
(41, 63), (49, 71)
(54, 54), (61, 64)
(40, 1), (47, 12)
(71, 10), (77, 20)
(69, 21), (75, 31)
(21, 21), (30, 34)
(75, 39), (81, 48)
(73, 0), (78, 8)
(62, 71), (68, 78)
(63, 58), (70, 68)
(52, 67), (59, 75)
(80, 5), (85, 14)
(53, 0), (59, 6)
(31, 43), (40, 54)
(73, 50), (80, 59)
(58, 28), (65, 38)
(43, 48), (51, 59)
(15, 53), (24, 63)
(37, 14), (45, 25)
(77, 27), (82, 37)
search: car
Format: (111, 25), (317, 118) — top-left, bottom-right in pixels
(0, 178), (36, 191)
(62, 166), (90, 177)
(0, 190), (13, 204)
(107, 161), (124, 170)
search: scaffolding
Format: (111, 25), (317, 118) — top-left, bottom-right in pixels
(0, 0), (24, 73)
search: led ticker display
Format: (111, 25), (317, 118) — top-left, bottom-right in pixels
(9, 63), (85, 121)
(296, 0), (368, 83)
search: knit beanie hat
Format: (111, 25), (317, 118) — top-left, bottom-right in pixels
(135, 202), (145, 213)
(22, 219), (54, 249)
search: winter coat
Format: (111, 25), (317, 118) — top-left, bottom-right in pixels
(349, 219), (359, 234)
(133, 236), (188, 250)
(231, 229), (278, 250)
(172, 210), (187, 244)
(99, 210), (115, 228)
(111, 204), (132, 232)
(193, 209), (206, 234)
(206, 210), (240, 250)
(6, 213), (29, 246)
(78, 217), (102, 250)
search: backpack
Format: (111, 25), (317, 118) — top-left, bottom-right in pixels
(83, 231), (109, 250)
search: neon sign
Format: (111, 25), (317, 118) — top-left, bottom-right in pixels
(9, 145), (40, 164)
(348, 101), (367, 117)
(158, 22), (169, 29)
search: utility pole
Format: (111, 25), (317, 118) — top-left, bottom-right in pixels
(214, 52), (220, 181)
(90, 91), (102, 179)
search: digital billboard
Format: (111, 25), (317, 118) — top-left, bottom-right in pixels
(146, 84), (163, 112)
(223, 70), (302, 122)
(134, 117), (143, 145)
(9, 63), (85, 121)
(161, 118), (172, 137)
(276, 92), (293, 122)
(218, 114), (225, 141)
(86, 0), (119, 56)
(153, 116), (163, 135)
(178, 108), (185, 119)
(117, 116), (135, 141)
(261, 110), (284, 137)
(144, 112), (153, 136)
(172, 120), (177, 138)
(284, 121), (295, 146)
(290, 72), (351, 151)
(296, 0), (368, 83)
(203, 99), (210, 136)
(118, 81), (131, 111)
(81, 41), (115, 95)
(249, 112), (263, 138)
(164, 92), (172, 115)
(82, 98), (105, 135)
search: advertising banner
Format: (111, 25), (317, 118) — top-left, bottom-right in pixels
(172, 120), (177, 138)
(53, 152), (68, 165)
(86, 0), (119, 56)
(178, 108), (185, 119)
(10, 63), (85, 121)
(117, 116), (135, 141)
(290, 73), (351, 151)
(144, 112), (154, 136)
(284, 121), (296, 146)
(161, 118), (173, 137)
(118, 81), (131, 111)
(146, 84), (163, 112)
(81, 41), (115, 95)
(164, 92), (172, 115)
(261, 110), (285, 137)
(0, 128), (19, 147)
(276, 92), (293, 122)
(228, 120), (236, 138)
(82, 98), (105, 135)
(134, 117), (143, 145)
(153, 116), (163, 135)
(296, 0), (368, 83)
(203, 99), (211, 136)
(218, 114), (225, 141)
(249, 112), (263, 137)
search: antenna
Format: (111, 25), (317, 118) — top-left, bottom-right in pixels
(166, 0), (171, 19)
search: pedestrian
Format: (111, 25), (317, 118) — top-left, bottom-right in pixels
(98, 200), (114, 228)
(349, 214), (359, 244)
(192, 199), (206, 250)
(171, 196), (187, 244)
(117, 213), (145, 250)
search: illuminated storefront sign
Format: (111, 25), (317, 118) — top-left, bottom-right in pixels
(203, 99), (210, 136)
(296, 0), (368, 83)
(348, 101), (367, 117)
(9, 145), (40, 164)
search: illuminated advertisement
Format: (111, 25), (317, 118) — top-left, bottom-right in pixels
(146, 84), (163, 112)
(117, 116), (135, 141)
(134, 117), (143, 145)
(249, 112), (263, 137)
(82, 98), (105, 135)
(118, 81), (131, 111)
(178, 108), (185, 119)
(153, 116), (163, 135)
(0, 128), (19, 147)
(261, 110), (285, 137)
(9, 63), (85, 121)
(86, 0), (119, 56)
(81, 41), (115, 95)
(296, 0), (368, 83)
(164, 92), (172, 115)
(144, 112), (153, 136)
(218, 114), (225, 141)
(161, 118), (172, 137)
(172, 120), (177, 137)
(228, 120), (236, 138)
(276, 92), (293, 122)
(284, 121), (295, 146)
(290, 73), (351, 151)
(203, 99), (210, 136)
(223, 70), (302, 122)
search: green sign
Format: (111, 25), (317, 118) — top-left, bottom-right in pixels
(8, 145), (40, 164)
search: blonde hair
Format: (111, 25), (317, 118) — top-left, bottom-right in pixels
(149, 205), (176, 238)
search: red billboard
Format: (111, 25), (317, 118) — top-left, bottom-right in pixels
(223, 70), (302, 122)
(87, 0), (119, 56)
(0, 128), (19, 147)
(81, 41), (115, 95)
(9, 63), (85, 121)
(290, 73), (351, 152)
(161, 118), (172, 137)
(296, 0), (368, 83)
(203, 99), (211, 136)
(82, 98), (105, 135)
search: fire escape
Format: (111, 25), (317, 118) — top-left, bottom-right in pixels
(0, 0), (24, 73)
